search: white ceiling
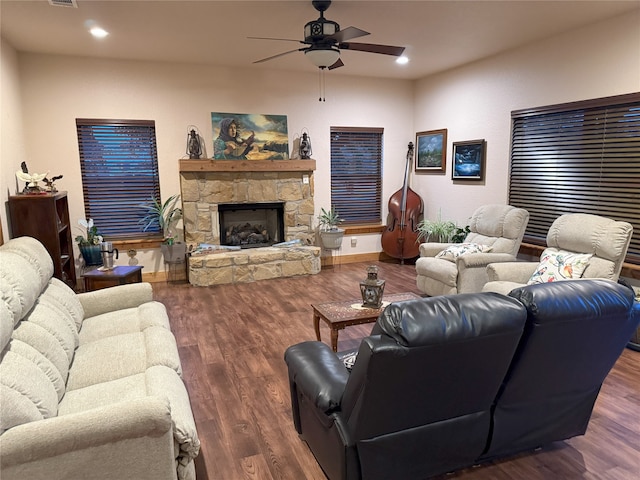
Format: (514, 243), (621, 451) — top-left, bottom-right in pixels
(2, 0), (638, 81)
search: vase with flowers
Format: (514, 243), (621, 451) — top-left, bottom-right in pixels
(75, 218), (104, 266)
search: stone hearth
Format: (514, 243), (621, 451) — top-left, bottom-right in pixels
(188, 246), (320, 286)
(180, 160), (319, 285)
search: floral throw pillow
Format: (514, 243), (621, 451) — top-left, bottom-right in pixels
(435, 243), (493, 261)
(527, 248), (592, 285)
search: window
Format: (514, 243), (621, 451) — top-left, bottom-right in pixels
(330, 127), (383, 224)
(508, 93), (640, 264)
(76, 119), (161, 240)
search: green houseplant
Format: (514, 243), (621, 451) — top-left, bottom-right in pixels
(417, 212), (469, 244)
(139, 194), (186, 262)
(317, 207), (345, 249)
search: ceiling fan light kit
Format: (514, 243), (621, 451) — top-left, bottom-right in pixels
(305, 47), (340, 68)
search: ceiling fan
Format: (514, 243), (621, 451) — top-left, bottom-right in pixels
(250, 0), (405, 70)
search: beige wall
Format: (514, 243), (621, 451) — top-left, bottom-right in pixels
(1, 39), (27, 243)
(2, 50), (413, 271)
(2, 10), (639, 274)
(413, 11), (640, 226)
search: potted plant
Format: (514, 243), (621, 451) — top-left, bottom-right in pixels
(417, 211), (469, 244)
(317, 207), (345, 250)
(140, 194), (186, 262)
(75, 218), (104, 266)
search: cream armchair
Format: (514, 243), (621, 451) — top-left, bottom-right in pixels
(482, 213), (633, 296)
(415, 204), (529, 296)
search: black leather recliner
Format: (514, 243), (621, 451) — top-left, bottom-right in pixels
(284, 279), (639, 480)
(481, 279), (640, 460)
(285, 292), (528, 480)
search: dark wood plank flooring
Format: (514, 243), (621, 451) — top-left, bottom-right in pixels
(151, 261), (640, 480)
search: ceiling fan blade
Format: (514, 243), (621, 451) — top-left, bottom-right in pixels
(339, 42), (405, 57)
(328, 26), (369, 43)
(253, 49), (303, 64)
(328, 58), (344, 70)
(248, 36), (305, 44)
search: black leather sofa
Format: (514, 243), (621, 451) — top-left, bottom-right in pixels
(284, 279), (640, 480)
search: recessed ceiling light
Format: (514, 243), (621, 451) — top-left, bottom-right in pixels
(396, 56), (409, 65)
(90, 27), (109, 39)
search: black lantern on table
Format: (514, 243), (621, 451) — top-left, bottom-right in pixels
(360, 265), (386, 309)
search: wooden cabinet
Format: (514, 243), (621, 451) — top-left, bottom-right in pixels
(8, 192), (77, 288)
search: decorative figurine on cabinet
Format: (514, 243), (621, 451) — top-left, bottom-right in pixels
(15, 162), (48, 194)
(43, 175), (63, 193)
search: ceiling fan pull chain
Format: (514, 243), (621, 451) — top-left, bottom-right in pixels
(319, 67), (327, 102)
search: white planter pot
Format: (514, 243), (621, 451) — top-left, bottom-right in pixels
(320, 229), (345, 250)
(161, 242), (187, 263)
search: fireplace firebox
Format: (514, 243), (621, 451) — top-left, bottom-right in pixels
(218, 202), (285, 248)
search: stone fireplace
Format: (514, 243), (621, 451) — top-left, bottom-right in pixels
(179, 160), (321, 285)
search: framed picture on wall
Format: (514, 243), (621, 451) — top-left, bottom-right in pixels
(211, 112), (289, 160)
(415, 129), (447, 172)
(452, 139), (486, 180)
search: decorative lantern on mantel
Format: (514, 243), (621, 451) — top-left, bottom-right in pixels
(360, 265), (386, 309)
(186, 127), (202, 159)
(299, 130), (312, 159)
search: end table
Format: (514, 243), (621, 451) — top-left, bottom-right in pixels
(82, 265), (144, 292)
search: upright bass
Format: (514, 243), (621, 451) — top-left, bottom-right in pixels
(381, 142), (424, 263)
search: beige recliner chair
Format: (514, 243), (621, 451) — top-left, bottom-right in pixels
(415, 204), (529, 296)
(482, 213), (633, 296)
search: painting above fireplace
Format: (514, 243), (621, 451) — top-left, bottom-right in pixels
(211, 112), (289, 161)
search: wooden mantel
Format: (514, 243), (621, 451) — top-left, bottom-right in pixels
(179, 159), (316, 173)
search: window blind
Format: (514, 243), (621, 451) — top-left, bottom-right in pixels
(330, 127), (383, 224)
(76, 119), (161, 240)
(509, 93), (640, 264)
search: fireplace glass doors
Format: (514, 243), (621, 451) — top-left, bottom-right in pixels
(218, 202), (285, 249)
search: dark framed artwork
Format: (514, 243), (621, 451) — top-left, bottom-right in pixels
(452, 139), (486, 180)
(211, 112), (289, 160)
(415, 129), (447, 172)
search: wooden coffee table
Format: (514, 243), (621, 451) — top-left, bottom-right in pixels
(312, 292), (422, 352)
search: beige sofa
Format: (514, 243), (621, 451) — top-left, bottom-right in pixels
(0, 236), (200, 480)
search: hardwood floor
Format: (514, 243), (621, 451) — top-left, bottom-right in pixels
(151, 261), (640, 480)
